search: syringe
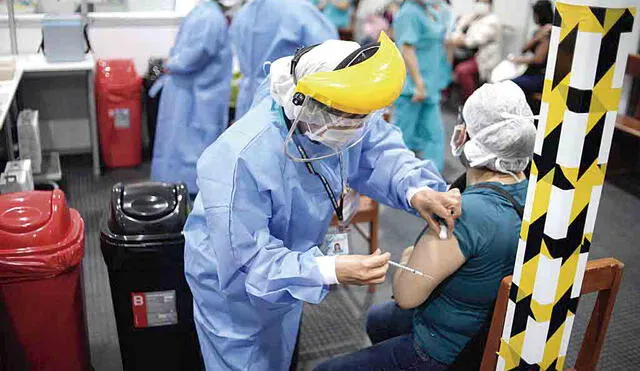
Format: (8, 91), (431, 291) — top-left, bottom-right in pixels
(388, 260), (427, 277)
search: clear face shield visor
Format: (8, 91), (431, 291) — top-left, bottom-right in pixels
(284, 98), (383, 162)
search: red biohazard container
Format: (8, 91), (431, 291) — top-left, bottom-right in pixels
(0, 190), (89, 371)
(96, 59), (142, 168)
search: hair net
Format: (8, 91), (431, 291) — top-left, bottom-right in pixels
(461, 81), (537, 174)
(269, 40), (361, 120)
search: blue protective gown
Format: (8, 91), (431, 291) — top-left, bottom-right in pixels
(151, 1), (231, 195)
(323, 0), (353, 30)
(230, 0), (337, 121)
(393, 1), (446, 172)
(184, 94), (446, 370)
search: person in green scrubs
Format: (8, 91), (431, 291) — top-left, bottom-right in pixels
(393, 0), (447, 172)
(322, 0), (354, 30)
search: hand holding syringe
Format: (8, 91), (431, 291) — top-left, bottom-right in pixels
(388, 260), (427, 277)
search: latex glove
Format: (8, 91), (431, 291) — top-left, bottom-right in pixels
(335, 249), (390, 285)
(411, 188), (462, 237)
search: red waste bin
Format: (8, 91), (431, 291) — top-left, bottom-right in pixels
(0, 190), (89, 371)
(96, 59), (142, 168)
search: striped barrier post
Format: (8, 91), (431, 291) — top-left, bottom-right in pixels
(497, 1), (637, 370)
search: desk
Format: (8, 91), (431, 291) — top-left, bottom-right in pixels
(0, 61), (23, 160)
(1, 54), (100, 176)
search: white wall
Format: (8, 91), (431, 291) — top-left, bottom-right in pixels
(0, 13), (181, 75)
(88, 23), (179, 74)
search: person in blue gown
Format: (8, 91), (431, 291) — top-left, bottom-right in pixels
(230, 0), (337, 121)
(184, 35), (461, 370)
(151, 0), (237, 196)
(393, 0), (448, 172)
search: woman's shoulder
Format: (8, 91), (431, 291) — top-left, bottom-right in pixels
(460, 190), (501, 219)
(461, 182), (528, 218)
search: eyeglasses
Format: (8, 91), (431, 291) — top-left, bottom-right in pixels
(456, 106), (470, 142)
(457, 106), (466, 126)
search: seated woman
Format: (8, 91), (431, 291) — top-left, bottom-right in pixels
(510, 1), (554, 97)
(315, 81), (537, 371)
(447, 0), (502, 102)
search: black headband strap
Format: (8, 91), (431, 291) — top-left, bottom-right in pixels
(290, 44), (320, 85)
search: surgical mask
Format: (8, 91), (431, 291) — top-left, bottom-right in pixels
(217, 0), (242, 7)
(473, 2), (491, 15)
(217, 0), (243, 15)
(306, 126), (366, 150)
(283, 96), (374, 162)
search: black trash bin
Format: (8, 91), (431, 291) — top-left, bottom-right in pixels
(143, 58), (165, 153)
(100, 182), (202, 371)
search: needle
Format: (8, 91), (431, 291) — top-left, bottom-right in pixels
(388, 260), (427, 277)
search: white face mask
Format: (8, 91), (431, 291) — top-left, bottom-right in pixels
(306, 126), (365, 150)
(473, 2), (491, 15)
(217, 0), (242, 7)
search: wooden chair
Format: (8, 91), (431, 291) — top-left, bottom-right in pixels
(605, 54), (640, 175)
(480, 257), (624, 371)
(330, 195), (380, 293)
(615, 54), (640, 137)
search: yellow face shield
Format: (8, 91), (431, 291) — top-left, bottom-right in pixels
(293, 32), (406, 115)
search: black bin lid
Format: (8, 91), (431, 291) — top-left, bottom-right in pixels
(104, 182), (189, 240)
(122, 183), (177, 221)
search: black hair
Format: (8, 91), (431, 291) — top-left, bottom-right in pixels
(533, 0), (554, 25)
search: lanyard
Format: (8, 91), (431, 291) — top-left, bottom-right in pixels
(281, 107), (345, 221)
(294, 142), (345, 222)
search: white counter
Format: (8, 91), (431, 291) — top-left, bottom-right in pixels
(19, 53), (95, 73)
(0, 60), (23, 129)
(0, 54), (95, 129)
(0, 53), (100, 175)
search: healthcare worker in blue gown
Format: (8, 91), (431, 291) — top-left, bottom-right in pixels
(184, 33), (462, 371)
(230, 0), (338, 121)
(151, 0), (239, 196)
(393, 0), (448, 172)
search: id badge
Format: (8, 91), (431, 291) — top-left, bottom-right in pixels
(340, 187), (360, 228)
(324, 227), (350, 256)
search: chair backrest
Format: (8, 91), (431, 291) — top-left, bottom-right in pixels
(625, 54), (640, 120)
(480, 257), (624, 371)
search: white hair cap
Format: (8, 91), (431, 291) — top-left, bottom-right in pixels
(461, 81), (537, 174)
(269, 40), (360, 120)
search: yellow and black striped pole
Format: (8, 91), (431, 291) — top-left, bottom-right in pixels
(497, 1), (637, 370)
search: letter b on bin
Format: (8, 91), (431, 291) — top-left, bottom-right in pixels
(100, 182), (202, 371)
